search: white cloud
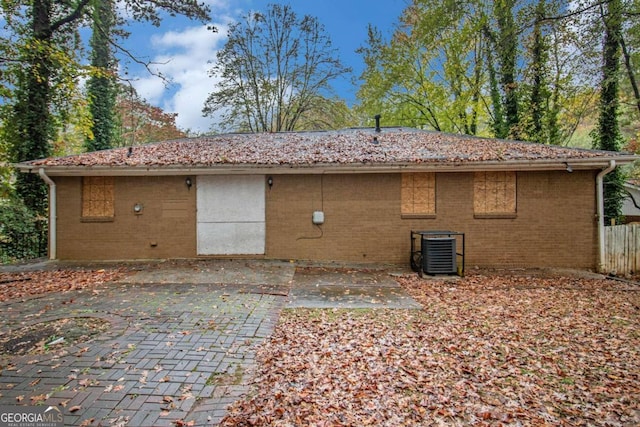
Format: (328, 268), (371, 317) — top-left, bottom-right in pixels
(130, 22), (230, 134)
(119, 0), (242, 134)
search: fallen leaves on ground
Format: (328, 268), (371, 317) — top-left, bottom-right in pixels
(0, 268), (126, 302)
(0, 317), (110, 356)
(221, 273), (640, 426)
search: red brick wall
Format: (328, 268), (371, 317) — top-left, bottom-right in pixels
(265, 171), (598, 269)
(53, 170), (598, 269)
(55, 176), (196, 260)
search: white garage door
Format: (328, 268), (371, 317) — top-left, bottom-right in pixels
(197, 175), (265, 255)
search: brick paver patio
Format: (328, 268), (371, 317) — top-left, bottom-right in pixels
(0, 281), (287, 426)
(0, 260), (420, 426)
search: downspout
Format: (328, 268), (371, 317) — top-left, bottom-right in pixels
(596, 160), (616, 272)
(38, 168), (56, 260)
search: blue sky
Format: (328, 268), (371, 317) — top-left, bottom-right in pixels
(120, 0), (407, 133)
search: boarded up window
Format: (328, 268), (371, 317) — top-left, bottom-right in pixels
(474, 171), (516, 215)
(401, 173), (436, 215)
(82, 177), (114, 218)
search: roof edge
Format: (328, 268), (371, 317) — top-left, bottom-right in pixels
(15, 156), (638, 176)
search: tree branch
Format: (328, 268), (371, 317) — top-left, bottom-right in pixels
(110, 38), (172, 85)
(537, 1), (607, 23)
(620, 34), (640, 116)
(50, 0), (92, 34)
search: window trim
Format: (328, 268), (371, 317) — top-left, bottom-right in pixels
(473, 212), (518, 220)
(401, 213), (437, 220)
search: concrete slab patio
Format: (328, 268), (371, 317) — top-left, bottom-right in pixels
(0, 260), (422, 426)
(288, 266), (423, 309)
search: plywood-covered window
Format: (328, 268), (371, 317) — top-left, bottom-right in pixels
(401, 173), (436, 216)
(82, 177), (114, 219)
(474, 171), (516, 216)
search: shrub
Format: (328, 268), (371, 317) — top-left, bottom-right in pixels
(0, 197), (47, 263)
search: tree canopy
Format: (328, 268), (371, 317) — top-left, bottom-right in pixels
(355, 0), (601, 146)
(0, 0), (211, 214)
(116, 85), (188, 145)
(202, 3), (352, 132)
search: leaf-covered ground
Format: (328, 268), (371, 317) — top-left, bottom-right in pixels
(0, 269), (128, 354)
(221, 273), (640, 426)
(0, 269), (126, 302)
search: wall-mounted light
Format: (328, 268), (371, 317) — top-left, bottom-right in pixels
(565, 162), (573, 173)
(185, 177), (192, 189)
(267, 176), (273, 188)
(133, 203), (143, 214)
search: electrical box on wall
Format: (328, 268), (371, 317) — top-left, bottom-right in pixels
(312, 211), (325, 225)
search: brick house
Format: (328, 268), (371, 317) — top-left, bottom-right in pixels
(16, 127), (638, 271)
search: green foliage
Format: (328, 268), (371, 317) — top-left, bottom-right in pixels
(85, 0), (118, 152)
(85, 73), (118, 151)
(356, 0), (596, 145)
(492, 0), (519, 139)
(281, 96), (357, 131)
(591, 127), (626, 223)
(5, 40), (55, 214)
(356, 0), (489, 134)
(485, 44), (506, 138)
(596, 0), (623, 152)
(0, 164), (12, 200)
(0, 0), (211, 216)
(605, 168), (626, 224)
(593, 0), (625, 222)
(0, 196), (46, 263)
(1, 1), (87, 215)
(0, 120), (14, 198)
(522, 0), (548, 143)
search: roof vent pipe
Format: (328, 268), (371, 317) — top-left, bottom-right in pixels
(374, 114), (381, 133)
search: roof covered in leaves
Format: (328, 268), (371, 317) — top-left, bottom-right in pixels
(17, 127), (638, 175)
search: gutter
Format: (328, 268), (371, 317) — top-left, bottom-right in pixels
(38, 168), (56, 260)
(16, 156), (639, 176)
(596, 160), (616, 273)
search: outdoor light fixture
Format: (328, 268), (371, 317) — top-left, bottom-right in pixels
(133, 203), (143, 214)
(565, 162), (573, 173)
(185, 177), (192, 188)
(267, 176), (273, 188)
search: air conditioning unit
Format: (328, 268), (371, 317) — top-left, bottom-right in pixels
(422, 237), (457, 275)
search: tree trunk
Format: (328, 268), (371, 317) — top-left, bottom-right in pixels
(495, 0), (519, 139)
(528, 0), (546, 144)
(85, 0), (117, 151)
(14, 0), (54, 215)
(598, 0), (624, 223)
(620, 34), (640, 116)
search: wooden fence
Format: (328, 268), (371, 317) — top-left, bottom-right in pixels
(604, 224), (640, 275)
